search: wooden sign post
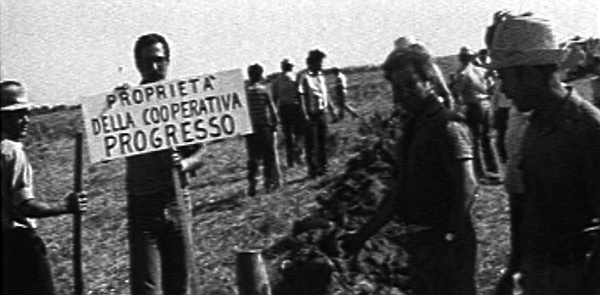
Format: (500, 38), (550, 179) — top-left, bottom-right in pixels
(73, 132), (84, 295)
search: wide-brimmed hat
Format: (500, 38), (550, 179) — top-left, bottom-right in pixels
(1, 82), (34, 111)
(485, 14), (565, 69)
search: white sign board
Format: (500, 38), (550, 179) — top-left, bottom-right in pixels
(80, 69), (252, 163)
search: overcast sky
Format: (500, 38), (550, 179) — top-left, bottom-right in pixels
(1, 0), (598, 104)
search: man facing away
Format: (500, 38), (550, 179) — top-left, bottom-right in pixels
(452, 46), (502, 184)
(298, 49), (337, 178)
(271, 58), (305, 168)
(124, 33), (203, 295)
(342, 39), (478, 295)
(1, 81), (88, 295)
(331, 67), (359, 120)
(485, 12), (600, 295)
(244, 63), (281, 196)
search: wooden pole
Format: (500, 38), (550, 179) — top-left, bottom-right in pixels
(236, 249), (271, 295)
(171, 149), (201, 294)
(73, 133), (84, 295)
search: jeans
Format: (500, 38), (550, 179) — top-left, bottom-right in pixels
(465, 101), (500, 177)
(127, 189), (191, 295)
(245, 125), (281, 190)
(304, 112), (328, 176)
(279, 104), (305, 167)
(2, 228), (55, 295)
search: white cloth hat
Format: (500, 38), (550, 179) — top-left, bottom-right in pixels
(486, 15), (565, 69)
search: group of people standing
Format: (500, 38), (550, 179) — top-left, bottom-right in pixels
(243, 49), (359, 196)
(2, 10), (599, 295)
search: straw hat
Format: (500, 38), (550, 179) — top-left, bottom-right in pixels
(1, 82), (34, 112)
(486, 14), (565, 69)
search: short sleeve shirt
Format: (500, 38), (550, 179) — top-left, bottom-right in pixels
(298, 71), (329, 115)
(271, 72), (300, 107)
(2, 135), (36, 230)
(397, 107), (474, 226)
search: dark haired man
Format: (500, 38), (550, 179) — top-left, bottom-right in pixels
(298, 49), (337, 178)
(342, 39), (478, 295)
(245, 63), (281, 196)
(2, 81), (88, 295)
(125, 33), (203, 295)
(271, 58), (305, 168)
(485, 12), (600, 295)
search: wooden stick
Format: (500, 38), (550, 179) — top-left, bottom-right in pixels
(171, 149), (201, 294)
(73, 132), (84, 295)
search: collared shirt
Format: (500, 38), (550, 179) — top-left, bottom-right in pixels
(1, 133), (36, 230)
(298, 70), (329, 115)
(520, 89), (600, 253)
(396, 106), (474, 227)
(453, 63), (491, 105)
(271, 72), (300, 107)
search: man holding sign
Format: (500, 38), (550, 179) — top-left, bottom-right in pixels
(124, 33), (203, 295)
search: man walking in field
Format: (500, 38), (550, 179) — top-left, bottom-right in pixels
(271, 58), (305, 168)
(298, 49), (338, 178)
(123, 33), (204, 295)
(331, 67), (359, 120)
(342, 39), (478, 295)
(1, 81), (88, 295)
(245, 63), (281, 196)
(485, 12), (600, 295)
(452, 46), (502, 184)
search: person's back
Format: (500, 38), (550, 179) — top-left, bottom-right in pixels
(272, 71), (299, 107)
(454, 63), (490, 104)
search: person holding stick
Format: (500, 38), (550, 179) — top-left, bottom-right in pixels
(1, 80), (88, 295)
(124, 33), (203, 295)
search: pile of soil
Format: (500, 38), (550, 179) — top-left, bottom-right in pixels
(266, 117), (416, 295)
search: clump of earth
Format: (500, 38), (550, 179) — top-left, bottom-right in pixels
(266, 113), (417, 295)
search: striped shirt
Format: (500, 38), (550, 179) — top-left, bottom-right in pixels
(246, 83), (276, 128)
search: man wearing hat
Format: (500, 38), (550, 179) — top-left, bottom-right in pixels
(298, 49), (337, 177)
(452, 46), (502, 184)
(485, 12), (600, 295)
(1, 81), (88, 295)
(271, 58), (305, 168)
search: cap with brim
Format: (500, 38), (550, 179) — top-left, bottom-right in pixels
(1, 92), (34, 111)
(483, 15), (565, 70)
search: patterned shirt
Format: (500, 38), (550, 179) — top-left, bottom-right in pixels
(298, 71), (329, 115)
(246, 83), (276, 128)
(2, 134), (36, 230)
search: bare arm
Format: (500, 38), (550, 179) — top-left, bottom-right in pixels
(19, 192), (87, 218)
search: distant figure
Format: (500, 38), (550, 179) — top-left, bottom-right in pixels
(490, 75), (511, 164)
(125, 33), (203, 295)
(331, 67), (359, 120)
(271, 58), (305, 168)
(298, 49), (337, 178)
(2, 81), (88, 295)
(452, 46), (502, 184)
(342, 38), (478, 295)
(591, 57), (600, 109)
(244, 63), (281, 196)
(561, 42), (587, 81)
(486, 12), (600, 295)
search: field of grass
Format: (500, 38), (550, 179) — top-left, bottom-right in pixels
(22, 56), (596, 294)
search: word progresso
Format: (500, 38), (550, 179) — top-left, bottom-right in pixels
(92, 92), (244, 158)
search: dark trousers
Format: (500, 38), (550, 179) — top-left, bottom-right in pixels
(279, 104), (305, 167)
(127, 189), (192, 295)
(465, 101), (500, 177)
(402, 218), (477, 295)
(245, 125), (280, 189)
(493, 107), (510, 163)
(304, 112), (328, 176)
(3, 228), (55, 295)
